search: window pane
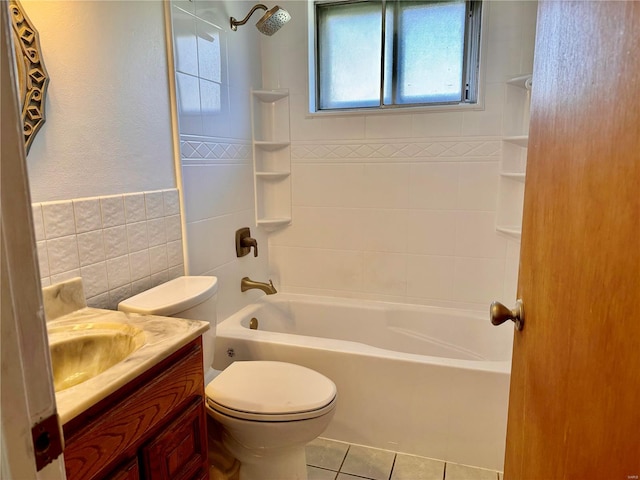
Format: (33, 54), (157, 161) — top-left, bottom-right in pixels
(317, 2), (382, 109)
(394, 0), (466, 104)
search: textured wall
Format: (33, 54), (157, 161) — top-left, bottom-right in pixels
(22, 1), (175, 202)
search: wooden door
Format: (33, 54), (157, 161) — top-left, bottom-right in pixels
(504, 2), (640, 478)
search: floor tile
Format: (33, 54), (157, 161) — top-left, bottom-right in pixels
(445, 463), (498, 480)
(391, 453), (445, 480)
(308, 466), (338, 480)
(306, 438), (350, 471)
(337, 474), (372, 480)
(341, 445), (396, 480)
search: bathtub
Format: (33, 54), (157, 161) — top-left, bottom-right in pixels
(212, 294), (513, 471)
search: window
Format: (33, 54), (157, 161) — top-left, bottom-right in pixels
(311, 0), (483, 112)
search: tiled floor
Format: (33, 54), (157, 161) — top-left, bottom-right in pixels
(306, 438), (503, 480)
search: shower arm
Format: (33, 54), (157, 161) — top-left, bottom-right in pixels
(230, 4), (268, 31)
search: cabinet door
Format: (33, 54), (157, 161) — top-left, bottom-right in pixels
(141, 399), (208, 480)
(107, 459), (139, 480)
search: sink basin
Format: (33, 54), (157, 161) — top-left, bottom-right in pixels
(48, 322), (146, 392)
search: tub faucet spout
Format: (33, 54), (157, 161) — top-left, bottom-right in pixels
(241, 277), (277, 295)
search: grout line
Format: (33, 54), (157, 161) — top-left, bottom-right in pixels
(337, 444), (350, 474)
(387, 453), (397, 480)
(443, 462), (447, 480)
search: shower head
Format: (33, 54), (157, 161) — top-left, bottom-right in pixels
(230, 4), (291, 36)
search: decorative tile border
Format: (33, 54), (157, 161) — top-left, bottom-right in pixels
(179, 136), (251, 161)
(292, 141), (501, 160)
(32, 189), (185, 312)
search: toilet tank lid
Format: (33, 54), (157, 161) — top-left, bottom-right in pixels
(118, 276), (217, 316)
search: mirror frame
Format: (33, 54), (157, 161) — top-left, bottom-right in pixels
(8, 0), (49, 153)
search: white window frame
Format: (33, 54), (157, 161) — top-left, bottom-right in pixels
(307, 0), (488, 116)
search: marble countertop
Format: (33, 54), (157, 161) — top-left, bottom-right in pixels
(43, 278), (209, 425)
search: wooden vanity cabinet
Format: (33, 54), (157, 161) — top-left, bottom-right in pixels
(62, 337), (209, 480)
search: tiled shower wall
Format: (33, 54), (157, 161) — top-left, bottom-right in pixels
(171, 0), (270, 321)
(32, 189), (184, 312)
(270, 139), (518, 309)
(263, 0), (535, 310)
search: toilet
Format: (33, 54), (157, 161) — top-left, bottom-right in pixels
(118, 276), (337, 480)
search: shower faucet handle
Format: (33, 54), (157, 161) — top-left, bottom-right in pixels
(236, 227), (258, 257)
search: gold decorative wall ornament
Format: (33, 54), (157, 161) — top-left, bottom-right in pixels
(9, 0), (49, 153)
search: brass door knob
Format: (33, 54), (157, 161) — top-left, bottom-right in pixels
(490, 299), (524, 331)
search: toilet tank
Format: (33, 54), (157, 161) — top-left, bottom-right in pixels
(118, 276), (218, 373)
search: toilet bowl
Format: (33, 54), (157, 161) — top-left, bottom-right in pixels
(118, 276), (337, 480)
(206, 360), (336, 480)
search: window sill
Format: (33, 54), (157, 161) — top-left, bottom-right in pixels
(304, 100), (485, 119)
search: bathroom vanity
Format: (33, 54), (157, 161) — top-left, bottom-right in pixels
(43, 279), (210, 480)
(62, 337), (208, 480)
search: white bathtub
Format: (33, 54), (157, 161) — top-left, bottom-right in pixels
(212, 294), (513, 471)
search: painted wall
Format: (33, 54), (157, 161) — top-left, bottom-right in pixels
(263, 1), (537, 310)
(22, 1), (175, 202)
(170, 0), (270, 320)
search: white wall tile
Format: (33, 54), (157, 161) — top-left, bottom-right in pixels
(129, 250), (151, 281)
(270, 246), (363, 292)
(408, 163), (459, 210)
(182, 164), (253, 221)
(365, 115), (413, 139)
(109, 284), (132, 310)
(106, 254), (131, 289)
(77, 230), (106, 266)
(86, 292), (110, 309)
(292, 164), (364, 208)
(163, 189), (180, 216)
(406, 255), (455, 301)
(46, 235), (79, 275)
(36, 241), (49, 278)
(73, 197), (102, 233)
(42, 201), (76, 239)
(455, 212), (506, 258)
(361, 164), (410, 209)
(131, 277), (152, 296)
(80, 262), (109, 298)
(149, 244), (168, 274)
(407, 211), (457, 256)
(362, 252), (407, 296)
(124, 193), (146, 223)
(50, 269), (81, 287)
(103, 225), (128, 259)
(457, 162), (500, 211)
(167, 264), (185, 280)
(186, 215), (236, 275)
(144, 191), (165, 219)
(100, 195), (125, 228)
(360, 209), (408, 253)
(172, 5), (198, 76)
(150, 270), (169, 287)
(127, 222), (149, 253)
(176, 72), (203, 136)
(453, 257), (504, 304)
(32, 204), (45, 241)
(269, 207), (363, 251)
(167, 240), (184, 267)
(411, 111), (464, 138)
(147, 218), (167, 247)
(165, 215), (183, 241)
(462, 83), (504, 136)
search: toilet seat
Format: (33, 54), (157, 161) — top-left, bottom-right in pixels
(205, 361), (337, 422)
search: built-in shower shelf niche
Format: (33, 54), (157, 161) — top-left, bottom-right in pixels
(496, 74), (532, 241)
(251, 89), (292, 228)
